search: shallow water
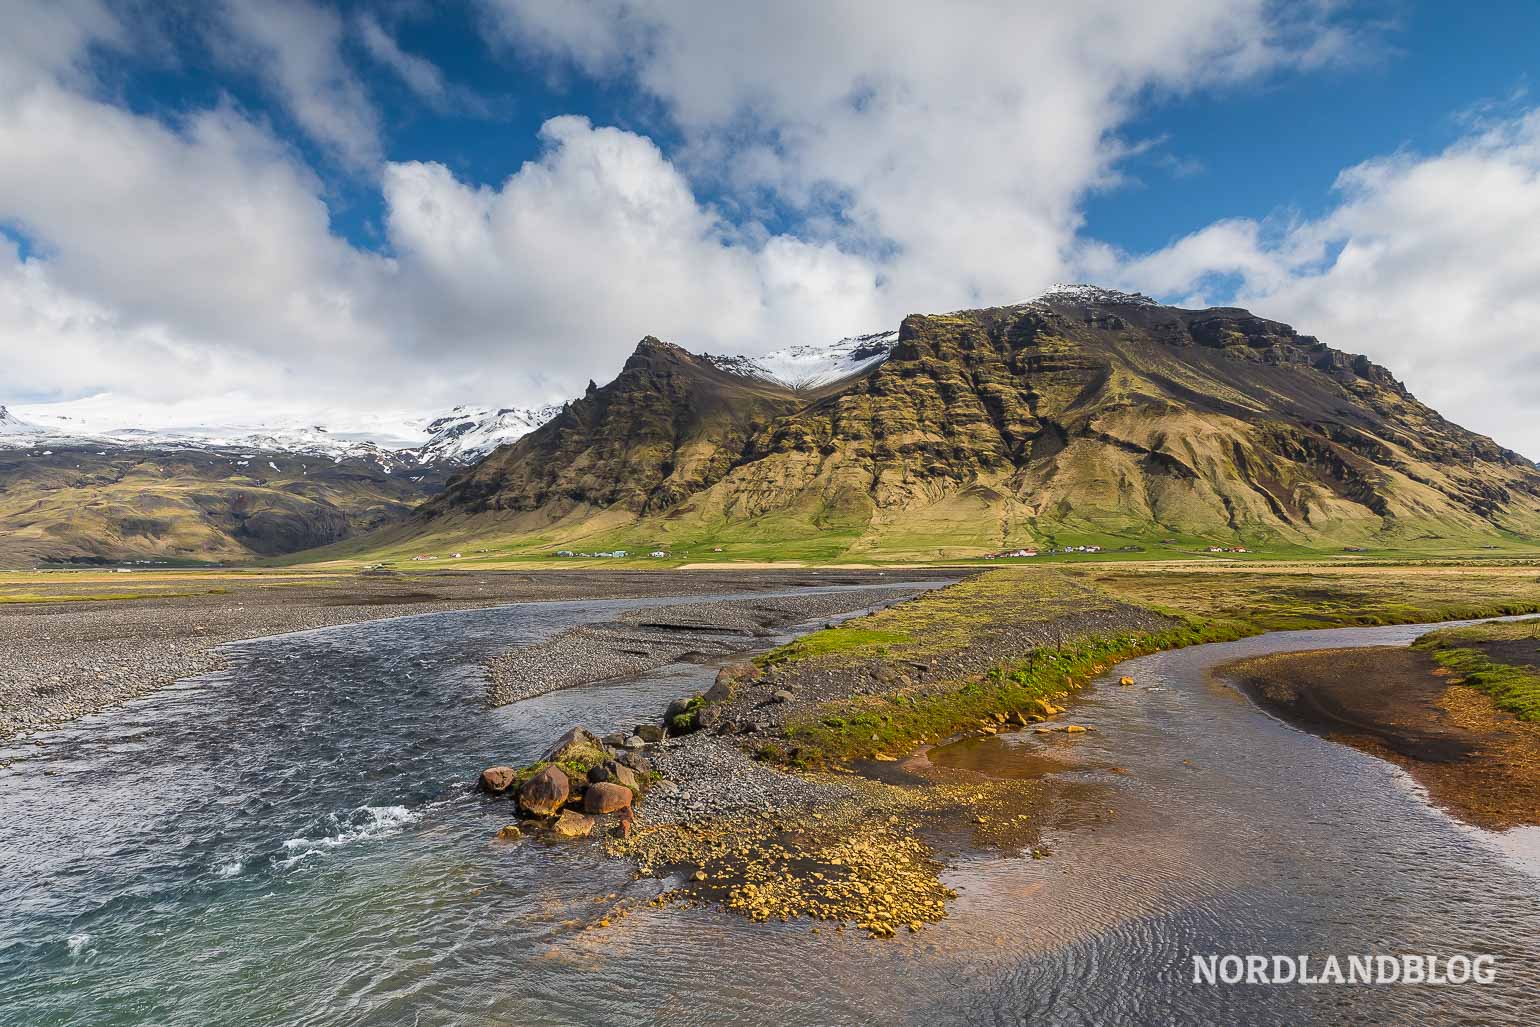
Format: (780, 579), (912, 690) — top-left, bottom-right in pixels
(4, 605), (1539, 1025)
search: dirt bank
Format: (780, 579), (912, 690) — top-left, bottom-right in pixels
(1219, 646), (1540, 829)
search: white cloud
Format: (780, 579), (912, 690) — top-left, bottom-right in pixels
(356, 12), (449, 107)
(479, 0), (1360, 321)
(212, 0), (383, 170)
(380, 115), (885, 379)
(1115, 110), (1540, 458)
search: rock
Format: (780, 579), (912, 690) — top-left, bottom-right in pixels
(665, 697), (695, 721)
(705, 661), (755, 703)
(650, 779), (679, 798)
(584, 782), (633, 814)
(1065, 725), (1087, 734)
(771, 689), (795, 704)
(478, 765), (518, 794)
(695, 704), (724, 731)
(589, 760), (640, 791)
(549, 810), (594, 838)
(496, 824), (523, 841)
(544, 726), (604, 764)
(517, 765), (569, 816)
(616, 751), (654, 774)
(623, 734), (646, 750)
(635, 724), (665, 744)
(1119, 676), (1136, 686)
(602, 731), (628, 748)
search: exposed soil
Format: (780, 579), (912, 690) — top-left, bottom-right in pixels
(1220, 646), (1540, 829)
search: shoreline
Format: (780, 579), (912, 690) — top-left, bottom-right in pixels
(1218, 646), (1540, 830)
(0, 568), (955, 740)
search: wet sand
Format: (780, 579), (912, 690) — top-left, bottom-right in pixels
(1219, 646), (1540, 829)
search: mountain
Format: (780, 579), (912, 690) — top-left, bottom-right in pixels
(703, 331), (899, 390)
(412, 404), (566, 464)
(397, 287), (1540, 560)
(426, 338), (823, 531)
(0, 402), (562, 565)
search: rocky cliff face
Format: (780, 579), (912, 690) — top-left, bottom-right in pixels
(429, 338), (814, 521)
(419, 289), (1540, 555)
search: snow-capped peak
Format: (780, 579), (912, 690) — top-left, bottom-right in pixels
(0, 405), (42, 436)
(1034, 283), (1157, 307)
(705, 330), (899, 390)
(412, 404), (564, 463)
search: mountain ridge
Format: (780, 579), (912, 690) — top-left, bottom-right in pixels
(398, 289), (1540, 561)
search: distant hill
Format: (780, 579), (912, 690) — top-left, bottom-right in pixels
(0, 403), (559, 565)
(381, 286), (1540, 561)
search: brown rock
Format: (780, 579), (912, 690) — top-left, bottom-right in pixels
(478, 765), (518, 794)
(517, 764), (569, 816)
(549, 810), (594, 838)
(706, 661), (756, 703)
(1119, 676), (1136, 687)
(496, 825), (523, 841)
(583, 781), (633, 814)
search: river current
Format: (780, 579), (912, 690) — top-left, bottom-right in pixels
(3, 595), (1538, 1026)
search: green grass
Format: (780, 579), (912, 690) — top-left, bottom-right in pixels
(773, 620), (1245, 764)
(0, 589), (230, 604)
(1414, 620), (1540, 721)
(758, 628), (913, 668)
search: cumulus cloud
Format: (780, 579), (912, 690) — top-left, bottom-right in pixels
(479, 0), (1361, 319)
(1113, 110), (1540, 457)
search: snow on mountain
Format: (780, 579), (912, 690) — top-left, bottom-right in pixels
(705, 330), (899, 390)
(0, 405), (42, 437)
(412, 404), (564, 463)
(0, 393), (564, 467)
(1033, 283), (1157, 307)
(2, 328), (899, 464)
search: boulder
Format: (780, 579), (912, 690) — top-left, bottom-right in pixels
(584, 781), (633, 814)
(616, 751), (654, 775)
(517, 765), (569, 816)
(478, 765), (518, 794)
(665, 696), (695, 721)
(544, 726), (604, 763)
(549, 810), (594, 838)
(650, 779), (680, 798)
(635, 724), (665, 744)
(771, 689), (795, 704)
(588, 760), (640, 791)
(695, 704), (724, 732)
(705, 661), (756, 703)
(623, 734), (646, 750)
(602, 731), (628, 748)
(1118, 676), (1136, 687)
(496, 824), (523, 841)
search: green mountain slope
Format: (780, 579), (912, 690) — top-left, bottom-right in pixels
(0, 445), (441, 566)
(340, 290), (1540, 562)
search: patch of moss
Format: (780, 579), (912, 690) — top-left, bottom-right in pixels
(670, 695), (706, 733)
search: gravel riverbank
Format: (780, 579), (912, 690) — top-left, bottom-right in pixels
(0, 568), (953, 739)
(483, 586), (932, 705)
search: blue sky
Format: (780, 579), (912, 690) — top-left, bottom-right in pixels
(3, 0), (1540, 455)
